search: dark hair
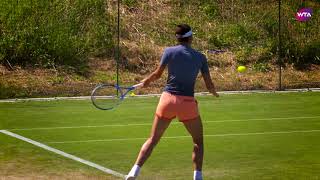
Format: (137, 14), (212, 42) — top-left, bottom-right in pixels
(175, 24), (192, 43)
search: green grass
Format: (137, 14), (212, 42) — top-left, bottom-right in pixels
(0, 0), (114, 71)
(1, 92), (320, 179)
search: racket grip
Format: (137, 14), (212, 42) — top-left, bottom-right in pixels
(132, 83), (143, 88)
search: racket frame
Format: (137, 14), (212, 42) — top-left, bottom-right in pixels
(91, 83), (142, 110)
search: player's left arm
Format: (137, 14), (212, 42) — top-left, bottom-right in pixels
(201, 54), (219, 97)
(202, 72), (219, 97)
(141, 64), (166, 87)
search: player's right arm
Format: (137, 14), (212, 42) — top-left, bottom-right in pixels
(141, 48), (170, 87)
(141, 65), (166, 87)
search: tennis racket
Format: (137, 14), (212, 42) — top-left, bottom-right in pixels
(91, 83), (143, 110)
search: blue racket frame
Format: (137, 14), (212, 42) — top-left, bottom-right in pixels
(91, 83), (142, 110)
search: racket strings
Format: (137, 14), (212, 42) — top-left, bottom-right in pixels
(92, 85), (122, 110)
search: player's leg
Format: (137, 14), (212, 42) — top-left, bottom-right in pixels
(126, 92), (175, 180)
(135, 115), (171, 166)
(182, 116), (204, 180)
(177, 95), (203, 175)
(126, 116), (171, 180)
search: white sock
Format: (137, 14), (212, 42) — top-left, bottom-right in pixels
(128, 164), (141, 177)
(194, 170), (203, 180)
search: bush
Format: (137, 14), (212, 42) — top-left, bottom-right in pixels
(235, 46), (253, 65)
(208, 23), (260, 49)
(0, 0), (114, 73)
(200, 2), (218, 18)
(253, 63), (271, 72)
(284, 41), (320, 69)
(123, 0), (137, 7)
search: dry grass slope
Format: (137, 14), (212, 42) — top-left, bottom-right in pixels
(0, 0), (319, 98)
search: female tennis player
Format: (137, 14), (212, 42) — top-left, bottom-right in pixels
(125, 24), (219, 180)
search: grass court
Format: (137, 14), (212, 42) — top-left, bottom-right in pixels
(1, 92), (320, 179)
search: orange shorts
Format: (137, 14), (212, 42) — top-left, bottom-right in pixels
(156, 91), (199, 122)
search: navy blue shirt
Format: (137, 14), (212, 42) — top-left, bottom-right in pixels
(160, 44), (209, 97)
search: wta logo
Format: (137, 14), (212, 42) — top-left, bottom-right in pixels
(296, 8), (313, 22)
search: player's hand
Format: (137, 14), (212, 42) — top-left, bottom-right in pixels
(140, 80), (149, 88)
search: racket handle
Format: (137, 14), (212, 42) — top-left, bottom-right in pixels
(132, 83), (143, 88)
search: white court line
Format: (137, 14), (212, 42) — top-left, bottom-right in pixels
(0, 130), (126, 179)
(9, 116), (320, 131)
(46, 129), (320, 144)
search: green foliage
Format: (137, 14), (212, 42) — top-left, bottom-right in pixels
(0, 0), (319, 73)
(278, 1), (320, 68)
(235, 47), (253, 65)
(208, 23), (259, 49)
(208, 34), (229, 49)
(0, 0), (114, 73)
(123, 0), (137, 7)
(284, 41), (320, 69)
(233, 24), (258, 44)
(304, 41), (320, 65)
(262, 14), (278, 36)
(200, 2), (218, 18)
(253, 62), (271, 72)
(0, 84), (27, 99)
(169, 0), (319, 68)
